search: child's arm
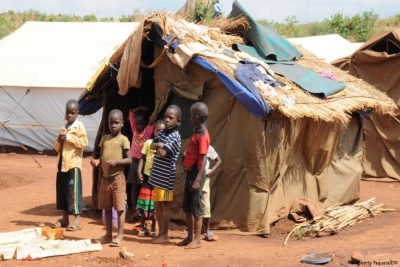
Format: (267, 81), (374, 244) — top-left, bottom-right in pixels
(106, 149), (132, 167)
(90, 150), (101, 167)
(54, 129), (66, 152)
(90, 136), (103, 167)
(150, 141), (168, 157)
(129, 106), (147, 131)
(130, 106), (146, 114)
(150, 141), (164, 150)
(208, 155), (222, 177)
(65, 123), (88, 149)
(150, 133), (166, 154)
(160, 135), (181, 159)
(54, 137), (63, 152)
(191, 153), (208, 191)
(137, 154), (145, 184)
(128, 109), (136, 132)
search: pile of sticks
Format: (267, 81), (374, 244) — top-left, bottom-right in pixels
(284, 197), (395, 246)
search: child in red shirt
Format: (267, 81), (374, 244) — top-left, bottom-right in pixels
(178, 102), (210, 249)
(127, 106), (154, 222)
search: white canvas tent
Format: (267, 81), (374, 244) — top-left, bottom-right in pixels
(0, 21), (137, 151)
(288, 34), (363, 63)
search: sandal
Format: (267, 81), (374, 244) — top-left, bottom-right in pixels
(204, 233), (218, 241)
(138, 230), (147, 237)
(66, 221), (82, 232)
(98, 235), (112, 244)
(149, 231), (156, 237)
(109, 239), (123, 247)
(51, 219), (69, 229)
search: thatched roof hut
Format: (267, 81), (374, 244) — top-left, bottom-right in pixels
(80, 3), (395, 234)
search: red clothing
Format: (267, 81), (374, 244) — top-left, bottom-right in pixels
(183, 129), (210, 170)
(129, 110), (154, 159)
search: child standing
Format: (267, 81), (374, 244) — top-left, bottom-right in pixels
(53, 99), (88, 231)
(179, 102), (210, 249)
(202, 145), (222, 241)
(149, 105), (182, 244)
(127, 106), (154, 222)
(136, 120), (165, 237)
(90, 109), (132, 247)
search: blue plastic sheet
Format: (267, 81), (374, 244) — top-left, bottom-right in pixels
(192, 57), (270, 118)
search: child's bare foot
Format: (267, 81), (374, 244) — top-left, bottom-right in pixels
(176, 238), (192, 246)
(151, 234), (169, 244)
(184, 239), (201, 249)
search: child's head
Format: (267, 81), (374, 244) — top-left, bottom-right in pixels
(65, 99), (79, 125)
(154, 119), (165, 137)
(164, 105), (181, 129)
(189, 102), (208, 126)
(108, 109), (124, 136)
(134, 109), (149, 133)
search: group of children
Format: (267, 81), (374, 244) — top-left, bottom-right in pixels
(54, 99), (221, 249)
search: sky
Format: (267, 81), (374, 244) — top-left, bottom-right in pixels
(0, 0), (398, 23)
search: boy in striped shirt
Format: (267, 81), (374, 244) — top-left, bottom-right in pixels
(149, 105), (182, 244)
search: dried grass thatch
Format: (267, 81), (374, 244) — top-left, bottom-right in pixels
(272, 46), (397, 123)
(91, 13), (397, 124)
(200, 43), (396, 124)
(208, 15), (251, 35)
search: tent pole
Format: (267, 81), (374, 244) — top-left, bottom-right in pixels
(0, 121), (42, 168)
(0, 86), (52, 136)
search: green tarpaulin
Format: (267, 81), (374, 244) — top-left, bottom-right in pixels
(229, 1), (346, 97)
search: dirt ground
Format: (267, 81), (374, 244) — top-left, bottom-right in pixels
(0, 151), (399, 267)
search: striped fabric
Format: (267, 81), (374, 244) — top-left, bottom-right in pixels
(56, 167), (83, 214)
(149, 128), (181, 191)
(137, 187), (156, 219)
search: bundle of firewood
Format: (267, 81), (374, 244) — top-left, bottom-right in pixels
(284, 197), (395, 246)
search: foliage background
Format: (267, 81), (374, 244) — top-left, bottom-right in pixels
(1, 3), (400, 42)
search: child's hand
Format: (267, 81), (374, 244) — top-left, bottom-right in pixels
(183, 166), (192, 172)
(90, 159), (100, 167)
(137, 173), (144, 184)
(57, 133), (66, 143)
(191, 180), (201, 192)
(140, 106), (147, 111)
(106, 160), (117, 167)
(156, 147), (167, 158)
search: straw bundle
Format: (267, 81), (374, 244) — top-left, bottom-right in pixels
(207, 29), (246, 47)
(208, 15), (251, 35)
(283, 197), (395, 246)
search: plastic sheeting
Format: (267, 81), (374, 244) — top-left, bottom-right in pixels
(228, 0), (301, 61)
(0, 86), (101, 151)
(234, 44), (346, 97)
(288, 34), (363, 63)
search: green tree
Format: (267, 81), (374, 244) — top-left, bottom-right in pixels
(83, 14), (97, 22)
